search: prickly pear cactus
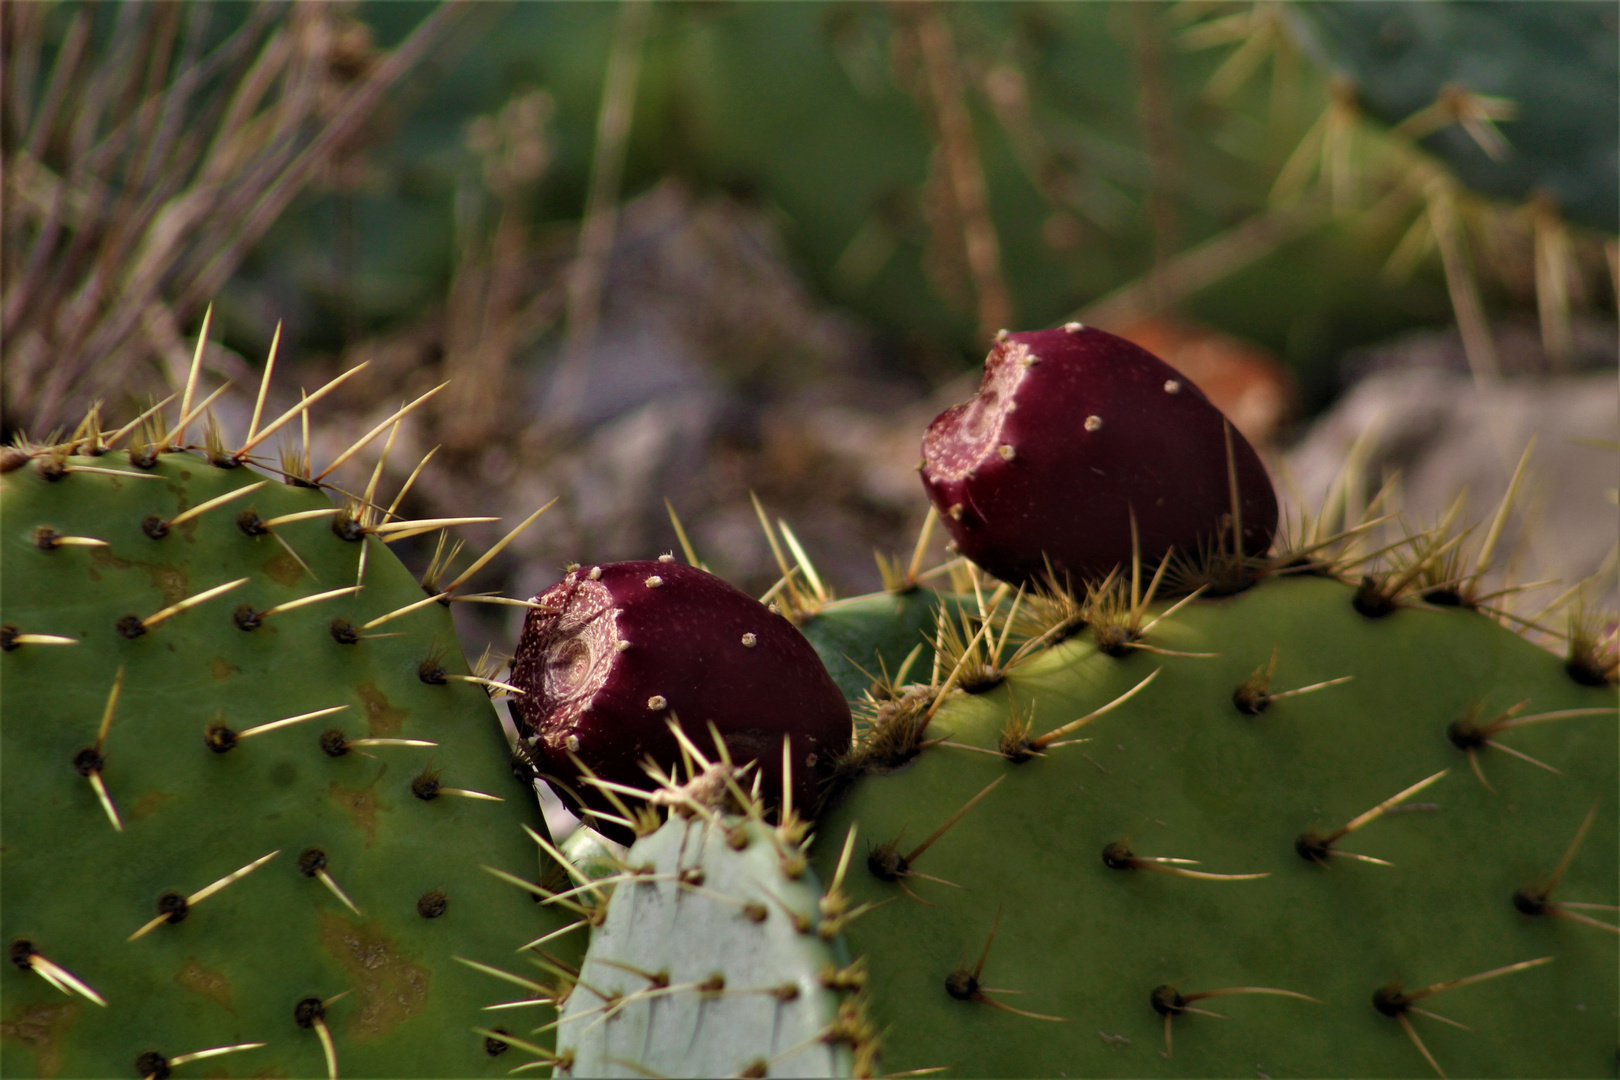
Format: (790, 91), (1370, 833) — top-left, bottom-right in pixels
(809, 571), (1617, 1077)
(498, 316), (1617, 1077)
(555, 539), (1616, 1076)
(0, 434), (580, 1075)
(1290, 1), (1618, 232)
(555, 807), (868, 1078)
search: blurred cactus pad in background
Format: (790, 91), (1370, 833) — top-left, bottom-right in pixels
(1, 1), (1616, 1077)
(5, 0), (1615, 609)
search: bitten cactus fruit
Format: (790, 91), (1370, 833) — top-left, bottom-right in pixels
(920, 325), (1278, 587)
(509, 560), (851, 829)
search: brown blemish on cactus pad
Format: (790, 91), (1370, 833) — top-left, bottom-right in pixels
(262, 550), (304, 587)
(129, 790), (176, 821)
(89, 545), (133, 574)
(356, 682), (406, 737)
(329, 780), (380, 846)
(87, 545), (191, 606)
(1, 1000), (78, 1078)
(208, 656), (237, 681)
(317, 911), (430, 1041)
(147, 566), (189, 608)
(173, 956), (235, 1013)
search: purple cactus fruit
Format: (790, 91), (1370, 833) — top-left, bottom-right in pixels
(920, 324), (1278, 587)
(509, 560), (850, 830)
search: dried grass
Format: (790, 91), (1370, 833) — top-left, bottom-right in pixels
(1, 1), (470, 434)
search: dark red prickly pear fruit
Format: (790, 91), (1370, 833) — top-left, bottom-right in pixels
(509, 560), (850, 832)
(920, 325), (1278, 587)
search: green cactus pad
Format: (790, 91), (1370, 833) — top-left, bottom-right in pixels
(1, 452), (580, 1078)
(1292, 2), (1617, 232)
(811, 574), (1617, 1077)
(561, 822), (630, 887)
(557, 814), (861, 1078)
(799, 588), (954, 702)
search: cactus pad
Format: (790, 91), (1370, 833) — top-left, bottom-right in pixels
(1, 448), (579, 1077)
(811, 573), (1616, 1077)
(555, 811), (864, 1078)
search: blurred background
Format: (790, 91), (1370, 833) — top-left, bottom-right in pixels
(4, 0), (1616, 659)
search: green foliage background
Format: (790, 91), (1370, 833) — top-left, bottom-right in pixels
(239, 1), (1486, 409)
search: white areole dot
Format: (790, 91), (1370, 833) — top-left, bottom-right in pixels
(1164, 380), (1181, 394)
(1084, 415), (1103, 432)
(645, 575), (663, 588)
(647, 695), (667, 710)
(741, 633), (757, 647)
(997, 444), (1016, 461)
